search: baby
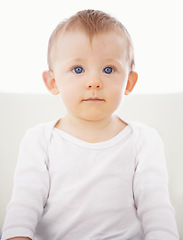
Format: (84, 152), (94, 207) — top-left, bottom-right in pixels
(2, 9), (179, 240)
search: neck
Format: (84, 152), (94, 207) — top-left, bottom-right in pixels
(55, 114), (127, 143)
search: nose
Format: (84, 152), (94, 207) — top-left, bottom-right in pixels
(85, 75), (103, 90)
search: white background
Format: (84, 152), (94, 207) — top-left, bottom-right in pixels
(0, 0), (183, 94)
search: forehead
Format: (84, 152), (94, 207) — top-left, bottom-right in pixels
(52, 29), (129, 63)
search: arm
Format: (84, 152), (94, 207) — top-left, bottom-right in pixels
(133, 127), (179, 239)
(2, 126), (50, 240)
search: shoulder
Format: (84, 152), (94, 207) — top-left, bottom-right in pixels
(129, 123), (168, 181)
(20, 119), (59, 147)
(128, 122), (164, 153)
(128, 122), (163, 142)
(17, 119), (59, 166)
(127, 122), (166, 167)
(25, 119), (58, 138)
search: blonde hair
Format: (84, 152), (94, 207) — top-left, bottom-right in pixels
(47, 9), (135, 70)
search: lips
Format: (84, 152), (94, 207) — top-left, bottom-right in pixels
(82, 98), (105, 102)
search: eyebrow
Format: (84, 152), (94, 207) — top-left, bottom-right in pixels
(65, 57), (123, 65)
(64, 58), (87, 64)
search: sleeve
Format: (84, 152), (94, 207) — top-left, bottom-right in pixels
(2, 126), (50, 240)
(133, 127), (179, 240)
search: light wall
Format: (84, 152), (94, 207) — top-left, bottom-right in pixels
(0, 0), (183, 94)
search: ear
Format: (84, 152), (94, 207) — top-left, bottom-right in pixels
(42, 70), (59, 95)
(125, 71), (138, 95)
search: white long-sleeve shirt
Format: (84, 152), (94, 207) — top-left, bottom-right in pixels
(2, 119), (179, 240)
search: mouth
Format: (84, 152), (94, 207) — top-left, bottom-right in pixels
(82, 98), (105, 102)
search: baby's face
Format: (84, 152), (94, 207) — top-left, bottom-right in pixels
(51, 30), (131, 121)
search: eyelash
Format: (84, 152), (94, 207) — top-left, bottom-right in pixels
(72, 66), (84, 74)
(103, 66), (116, 74)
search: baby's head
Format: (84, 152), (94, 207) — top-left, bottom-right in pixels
(43, 10), (138, 121)
(47, 9), (135, 72)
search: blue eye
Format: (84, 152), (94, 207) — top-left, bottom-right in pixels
(73, 66), (84, 74)
(103, 67), (114, 74)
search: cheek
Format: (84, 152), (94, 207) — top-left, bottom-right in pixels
(59, 84), (80, 109)
(60, 90), (73, 108)
(108, 81), (126, 98)
(105, 88), (122, 112)
(106, 81), (126, 108)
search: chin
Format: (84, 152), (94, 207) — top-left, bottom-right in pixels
(79, 111), (110, 122)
